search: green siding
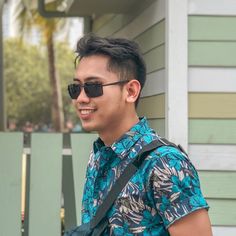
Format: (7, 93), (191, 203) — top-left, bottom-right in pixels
(189, 119), (236, 144)
(189, 41), (236, 66)
(207, 199), (236, 226)
(0, 133), (23, 236)
(198, 171), (236, 226)
(134, 20), (165, 54)
(137, 94), (165, 118)
(199, 171), (236, 199)
(148, 118), (165, 137)
(94, 1), (156, 37)
(189, 16), (236, 41)
(95, 14), (128, 37)
(93, 14), (115, 32)
(199, 170), (236, 226)
(143, 44), (165, 73)
(28, 134), (62, 236)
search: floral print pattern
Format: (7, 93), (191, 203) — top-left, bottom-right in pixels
(81, 117), (209, 235)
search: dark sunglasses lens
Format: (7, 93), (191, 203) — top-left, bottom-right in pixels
(84, 83), (103, 98)
(68, 84), (81, 99)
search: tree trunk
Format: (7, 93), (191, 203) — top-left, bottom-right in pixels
(47, 33), (64, 132)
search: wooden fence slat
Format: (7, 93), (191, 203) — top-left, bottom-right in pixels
(0, 132), (23, 236)
(28, 133), (62, 236)
(70, 133), (97, 225)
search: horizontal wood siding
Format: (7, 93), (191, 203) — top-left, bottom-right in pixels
(139, 93), (236, 119)
(189, 41), (236, 67)
(189, 144), (236, 171)
(207, 199), (236, 226)
(199, 170), (236, 226)
(137, 94), (165, 118)
(189, 119), (236, 144)
(141, 70), (165, 97)
(144, 45), (165, 73)
(134, 20), (165, 53)
(189, 93), (236, 118)
(144, 118), (236, 144)
(188, 0), (236, 16)
(93, 14), (115, 32)
(147, 118), (165, 137)
(199, 171), (236, 199)
(188, 67), (236, 93)
(189, 16), (236, 41)
(142, 68), (236, 96)
(94, 0), (165, 38)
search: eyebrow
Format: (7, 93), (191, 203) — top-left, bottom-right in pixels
(73, 77), (102, 83)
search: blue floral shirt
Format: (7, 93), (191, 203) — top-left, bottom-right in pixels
(82, 117), (209, 235)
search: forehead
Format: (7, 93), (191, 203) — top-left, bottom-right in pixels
(75, 54), (118, 82)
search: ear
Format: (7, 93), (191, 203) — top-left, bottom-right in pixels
(125, 80), (141, 104)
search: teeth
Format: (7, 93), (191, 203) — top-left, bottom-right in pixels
(80, 109), (94, 115)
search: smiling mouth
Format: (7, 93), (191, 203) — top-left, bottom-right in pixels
(79, 108), (97, 116)
(80, 109), (94, 115)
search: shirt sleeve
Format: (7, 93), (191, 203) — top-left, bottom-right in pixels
(150, 147), (209, 228)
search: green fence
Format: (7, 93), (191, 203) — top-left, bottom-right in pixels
(0, 132), (97, 236)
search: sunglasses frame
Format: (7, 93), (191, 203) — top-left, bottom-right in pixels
(68, 80), (128, 99)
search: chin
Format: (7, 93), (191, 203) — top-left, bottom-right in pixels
(81, 123), (97, 132)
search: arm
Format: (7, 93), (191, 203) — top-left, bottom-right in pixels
(168, 209), (213, 236)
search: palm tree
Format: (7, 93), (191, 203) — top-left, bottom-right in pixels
(14, 0), (70, 131)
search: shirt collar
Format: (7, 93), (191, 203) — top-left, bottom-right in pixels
(93, 117), (153, 159)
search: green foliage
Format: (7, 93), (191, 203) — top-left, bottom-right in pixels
(4, 38), (76, 128)
(55, 41), (77, 122)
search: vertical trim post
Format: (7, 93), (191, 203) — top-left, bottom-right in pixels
(165, 0), (188, 150)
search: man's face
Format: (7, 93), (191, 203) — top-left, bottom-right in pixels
(73, 54), (129, 137)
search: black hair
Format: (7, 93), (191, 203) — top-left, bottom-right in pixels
(75, 34), (146, 106)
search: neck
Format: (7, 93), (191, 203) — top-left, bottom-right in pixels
(99, 114), (139, 146)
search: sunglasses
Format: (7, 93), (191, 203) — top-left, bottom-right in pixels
(68, 80), (128, 99)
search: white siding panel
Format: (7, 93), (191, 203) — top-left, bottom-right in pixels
(189, 144), (236, 171)
(141, 70), (165, 97)
(113, 0), (165, 39)
(189, 68), (236, 92)
(188, 0), (236, 16)
(212, 226), (236, 236)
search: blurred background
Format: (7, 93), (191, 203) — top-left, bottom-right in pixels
(2, 0), (84, 133)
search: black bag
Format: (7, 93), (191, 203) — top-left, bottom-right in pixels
(64, 138), (185, 236)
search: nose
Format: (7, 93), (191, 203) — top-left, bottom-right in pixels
(75, 87), (90, 104)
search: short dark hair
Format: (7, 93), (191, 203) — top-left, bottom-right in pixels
(75, 34), (146, 106)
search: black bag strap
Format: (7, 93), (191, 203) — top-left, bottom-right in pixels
(90, 138), (187, 230)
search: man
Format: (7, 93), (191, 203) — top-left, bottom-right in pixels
(68, 34), (212, 235)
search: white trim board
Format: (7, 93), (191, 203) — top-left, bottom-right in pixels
(165, 0), (188, 149)
(212, 226), (236, 236)
(141, 70), (165, 97)
(113, 0), (165, 39)
(188, 0), (236, 16)
(189, 67), (236, 93)
(189, 144), (236, 171)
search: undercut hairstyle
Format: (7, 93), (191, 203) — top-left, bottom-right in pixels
(75, 34), (146, 106)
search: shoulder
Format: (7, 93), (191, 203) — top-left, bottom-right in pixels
(148, 143), (195, 172)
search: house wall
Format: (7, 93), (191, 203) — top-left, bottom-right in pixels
(188, 2), (236, 234)
(92, 0), (166, 137)
(91, 0), (236, 234)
